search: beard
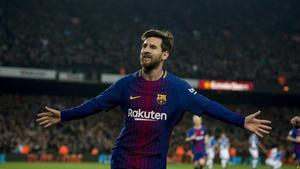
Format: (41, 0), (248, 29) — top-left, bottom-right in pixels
(140, 54), (162, 71)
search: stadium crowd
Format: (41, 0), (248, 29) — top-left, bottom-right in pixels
(0, 0), (299, 84)
(0, 93), (299, 162)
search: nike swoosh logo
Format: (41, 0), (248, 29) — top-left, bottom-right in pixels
(130, 96), (141, 100)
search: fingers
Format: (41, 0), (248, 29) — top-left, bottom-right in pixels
(250, 110), (261, 118)
(36, 117), (52, 128)
(259, 124), (272, 130)
(246, 111), (261, 120)
(36, 106), (60, 128)
(257, 127), (270, 135)
(38, 119), (49, 126)
(37, 112), (52, 117)
(257, 119), (271, 125)
(44, 122), (53, 128)
(253, 124), (271, 138)
(36, 115), (51, 126)
(45, 106), (58, 113)
(254, 131), (263, 138)
(36, 116), (48, 122)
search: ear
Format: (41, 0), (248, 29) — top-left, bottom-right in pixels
(162, 51), (169, 61)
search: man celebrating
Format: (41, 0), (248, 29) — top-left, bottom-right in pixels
(37, 29), (272, 169)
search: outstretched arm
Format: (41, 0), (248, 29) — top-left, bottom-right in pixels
(177, 80), (272, 137)
(36, 78), (124, 126)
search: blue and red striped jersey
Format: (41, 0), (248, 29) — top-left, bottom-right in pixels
(289, 128), (300, 153)
(61, 70), (244, 169)
(187, 126), (208, 153)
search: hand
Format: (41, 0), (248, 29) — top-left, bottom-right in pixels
(244, 111), (272, 137)
(190, 135), (196, 140)
(36, 106), (61, 128)
(186, 134), (196, 142)
(290, 115), (300, 128)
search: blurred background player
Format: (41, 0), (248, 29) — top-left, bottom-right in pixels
(265, 145), (284, 169)
(206, 131), (217, 169)
(287, 125), (300, 164)
(186, 115), (208, 169)
(291, 115), (300, 128)
(248, 133), (267, 169)
(218, 132), (230, 169)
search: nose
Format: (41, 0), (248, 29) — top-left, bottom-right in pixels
(142, 48), (150, 55)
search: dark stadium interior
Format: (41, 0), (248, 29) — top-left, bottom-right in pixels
(1, 0), (299, 84)
(0, 0), (299, 165)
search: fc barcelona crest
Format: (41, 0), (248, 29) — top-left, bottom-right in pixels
(157, 94), (167, 105)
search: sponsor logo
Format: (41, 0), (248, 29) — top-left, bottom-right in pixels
(188, 88), (197, 95)
(128, 108), (167, 121)
(156, 94), (167, 105)
(129, 95), (141, 100)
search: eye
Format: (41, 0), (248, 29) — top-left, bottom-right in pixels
(142, 44), (147, 48)
(150, 45), (157, 49)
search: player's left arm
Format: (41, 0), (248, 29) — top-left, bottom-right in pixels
(177, 80), (271, 137)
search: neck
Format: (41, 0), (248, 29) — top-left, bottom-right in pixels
(141, 67), (164, 81)
(194, 124), (201, 128)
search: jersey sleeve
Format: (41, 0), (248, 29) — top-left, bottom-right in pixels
(187, 128), (194, 137)
(176, 79), (245, 128)
(60, 77), (125, 122)
(289, 129), (296, 137)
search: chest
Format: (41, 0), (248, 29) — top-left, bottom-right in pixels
(194, 129), (205, 136)
(124, 80), (174, 111)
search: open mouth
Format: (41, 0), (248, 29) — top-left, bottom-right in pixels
(142, 54), (152, 59)
(142, 55), (152, 62)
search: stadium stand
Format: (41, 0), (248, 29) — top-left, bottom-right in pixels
(0, 0), (299, 84)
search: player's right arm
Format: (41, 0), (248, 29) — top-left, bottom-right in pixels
(185, 129), (195, 142)
(36, 77), (125, 127)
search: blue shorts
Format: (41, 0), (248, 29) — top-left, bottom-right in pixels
(296, 152), (300, 162)
(193, 150), (206, 161)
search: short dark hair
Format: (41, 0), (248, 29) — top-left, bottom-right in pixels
(141, 29), (174, 54)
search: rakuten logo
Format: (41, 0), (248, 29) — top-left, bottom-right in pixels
(128, 108), (167, 121)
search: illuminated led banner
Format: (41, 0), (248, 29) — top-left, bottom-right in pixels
(199, 80), (254, 92)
